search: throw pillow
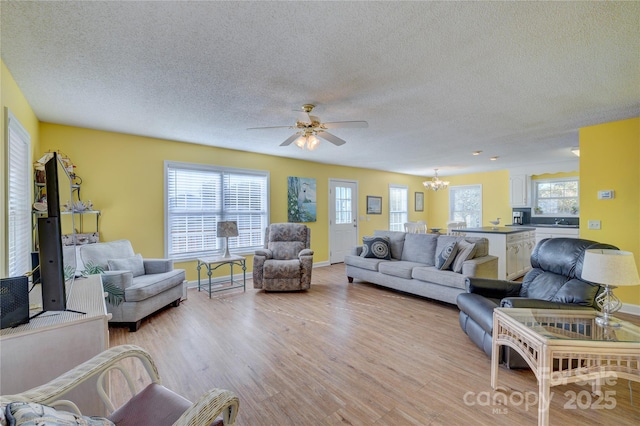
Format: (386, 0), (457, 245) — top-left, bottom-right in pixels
(452, 240), (477, 273)
(361, 236), (392, 260)
(5, 401), (114, 426)
(107, 253), (145, 277)
(436, 241), (458, 270)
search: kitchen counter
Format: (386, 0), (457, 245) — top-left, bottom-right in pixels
(451, 227), (535, 279)
(507, 224), (579, 229)
(452, 226), (535, 234)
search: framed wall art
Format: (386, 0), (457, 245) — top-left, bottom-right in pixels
(366, 196), (382, 215)
(415, 192), (424, 212)
(287, 176), (317, 222)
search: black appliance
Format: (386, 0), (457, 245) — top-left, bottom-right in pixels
(1, 276), (30, 329)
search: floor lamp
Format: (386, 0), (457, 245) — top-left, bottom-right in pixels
(217, 221), (238, 258)
(582, 249), (640, 327)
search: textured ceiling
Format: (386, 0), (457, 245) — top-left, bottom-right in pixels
(2, 1), (639, 178)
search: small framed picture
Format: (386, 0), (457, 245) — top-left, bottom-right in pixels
(415, 192), (424, 212)
(366, 196), (382, 214)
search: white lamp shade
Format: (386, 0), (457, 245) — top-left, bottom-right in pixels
(582, 249), (640, 287)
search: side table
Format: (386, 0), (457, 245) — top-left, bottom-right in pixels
(196, 255), (246, 298)
(491, 308), (640, 426)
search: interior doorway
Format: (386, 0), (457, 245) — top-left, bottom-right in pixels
(329, 179), (358, 264)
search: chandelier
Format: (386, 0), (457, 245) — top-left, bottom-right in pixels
(423, 169), (450, 191)
(293, 130), (320, 151)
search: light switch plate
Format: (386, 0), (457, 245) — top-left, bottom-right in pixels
(588, 220), (601, 230)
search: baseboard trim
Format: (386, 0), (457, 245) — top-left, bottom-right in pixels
(185, 260), (333, 289)
(619, 303), (640, 317)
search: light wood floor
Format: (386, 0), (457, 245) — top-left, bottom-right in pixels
(110, 264), (640, 425)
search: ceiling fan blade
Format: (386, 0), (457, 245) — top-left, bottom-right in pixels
(322, 121), (368, 129)
(316, 131), (346, 146)
(280, 133), (300, 146)
(247, 125), (292, 130)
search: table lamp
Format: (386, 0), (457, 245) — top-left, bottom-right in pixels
(217, 221), (238, 258)
(582, 249), (640, 327)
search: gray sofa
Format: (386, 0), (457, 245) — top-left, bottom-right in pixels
(345, 230), (498, 304)
(76, 240), (186, 331)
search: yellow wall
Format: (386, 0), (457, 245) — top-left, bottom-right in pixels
(4, 57), (638, 306)
(580, 117), (640, 306)
(427, 170), (511, 229)
(1, 61), (40, 276)
(39, 123), (428, 280)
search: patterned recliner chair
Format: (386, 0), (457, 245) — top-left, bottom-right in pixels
(253, 223), (313, 291)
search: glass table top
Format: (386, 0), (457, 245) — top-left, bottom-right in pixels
(495, 308), (640, 343)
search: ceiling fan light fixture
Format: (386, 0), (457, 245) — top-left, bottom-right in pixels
(307, 134), (320, 151)
(294, 135), (307, 149)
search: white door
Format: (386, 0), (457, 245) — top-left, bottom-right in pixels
(329, 179), (358, 264)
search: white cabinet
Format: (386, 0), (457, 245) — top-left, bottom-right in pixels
(0, 275), (110, 415)
(510, 173), (531, 207)
(534, 227), (579, 245)
(475, 230), (535, 280)
(506, 231), (535, 280)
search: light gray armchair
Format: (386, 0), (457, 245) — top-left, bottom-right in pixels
(253, 223), (313, 291)
(78, 240), (186, 331)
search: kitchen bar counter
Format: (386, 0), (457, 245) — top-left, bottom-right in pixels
(453, 226), (535, 234)
(451, 227), (535, 279)
(506, 224), (579, 229)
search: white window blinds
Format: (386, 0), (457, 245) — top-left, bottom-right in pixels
(165, 162), (269, 260)
(389, 185), (408, 231)
(7, 109), (32, 277)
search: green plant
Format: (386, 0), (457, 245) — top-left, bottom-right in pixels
(82, 262), (124, 306)
(82, 262), (104, 276)
(63, 265), (75, 281)
(102, 281), (125, 307)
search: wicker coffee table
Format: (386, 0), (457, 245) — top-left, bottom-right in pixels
(491, 308), (640, 426)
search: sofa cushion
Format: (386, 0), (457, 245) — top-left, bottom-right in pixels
(378, 261), (424, 279)
(436, 241), (458, 270)
(437, 235), (488, 259)
(5, 401), (114, 426)
(452, 240), (477, 273)
(125, 269), (185, 302)
(344, 255), (384, 271)
(400, 233), (438, 265)
(108, 253), (145, 277)
(361, 236), (391, 260)
(412, 266), (469, 290)
(79, 240), (136, 271)
(269, 241), (305, 260)
(263, 259), (302, 279)
(373, 230), (406, 260)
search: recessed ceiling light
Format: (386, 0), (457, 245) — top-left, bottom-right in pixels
(473, 150), (482, 156)
(490, 156), (498, 161)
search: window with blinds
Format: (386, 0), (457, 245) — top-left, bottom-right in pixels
(165, 162), (269, 260)
(7, 109), (32, 277)
(389, 185), (408, 231)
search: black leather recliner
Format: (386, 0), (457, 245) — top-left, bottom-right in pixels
(457, 237), (617, 368)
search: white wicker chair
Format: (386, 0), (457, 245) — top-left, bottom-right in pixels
(0, 344), (239, 426)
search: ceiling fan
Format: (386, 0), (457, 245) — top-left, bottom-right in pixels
(248, 104), (368, 150)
